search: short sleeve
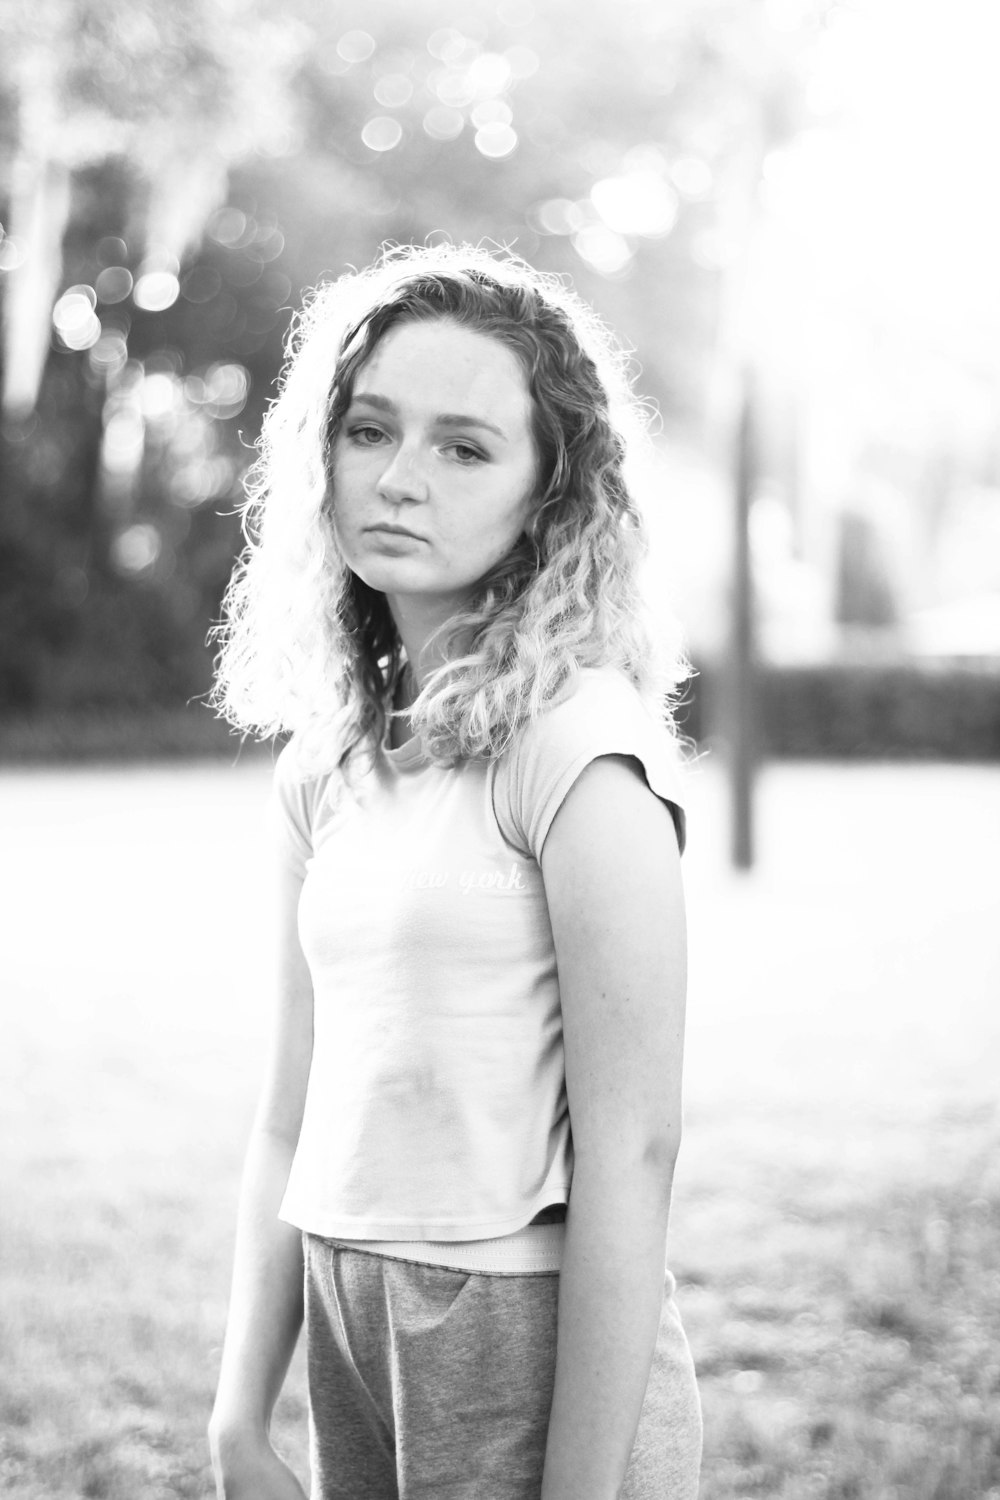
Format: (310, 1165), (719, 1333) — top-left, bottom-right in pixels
(268, 740), (318, 880)
(492, 667), (687, 862)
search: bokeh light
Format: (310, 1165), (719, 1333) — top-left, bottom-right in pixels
(338, 29), (376, 63)
(362, 116), (404, 152)
(591, 171), (678, 239)
(208, 209), (253, 247)
(432, 68), (478, 109)
(102, 406), (145, 474)
(111, 522), (161, 575)
(470, 99), (513, 129)
(423, 106), (465, 141)
(95, 266), (133, 304)
(531, 199), (585, 236)
(169, 454), (237, 508)
(0, 236), (23, 272)
(427, 28), (467, 64)
(53, 286), (102, 350)
(373, 74), (414, 108)
(465, 52), (512, 96)
(474, 123), (518, 159)
(95, 236), (129, 267)
(88, 329), (129, 380)
(197, 362), (250, 419)
(140, 373), (179, 422)
(255, 225), (285, 262)
(571, 225), (633, 276)
(134, 270), (180, 313)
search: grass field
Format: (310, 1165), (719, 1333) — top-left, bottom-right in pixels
(1, 758), (998, 1499)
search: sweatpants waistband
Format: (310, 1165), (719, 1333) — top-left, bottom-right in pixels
(320, 1219), (566, 1274)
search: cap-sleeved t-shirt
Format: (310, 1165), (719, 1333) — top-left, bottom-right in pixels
(272, 665), (685, 1244)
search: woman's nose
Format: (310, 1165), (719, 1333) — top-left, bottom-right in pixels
(375, 443), (429, 504)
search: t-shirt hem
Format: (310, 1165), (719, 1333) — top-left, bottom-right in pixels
(310, 1223), (566, 1275)
(278, 1191), (570, 1244)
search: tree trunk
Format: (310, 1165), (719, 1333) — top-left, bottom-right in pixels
(1, 154), (72, 418)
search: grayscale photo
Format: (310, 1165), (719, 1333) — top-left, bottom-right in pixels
(1, 2), (997, 1497)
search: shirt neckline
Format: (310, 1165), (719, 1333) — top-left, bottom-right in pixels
(381, 729), (426, 769)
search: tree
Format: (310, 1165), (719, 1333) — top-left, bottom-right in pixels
(0, 0), (303, 414)
(0, 0), (836, 719)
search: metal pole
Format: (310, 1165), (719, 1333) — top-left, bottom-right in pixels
(731, 366), (757, 870)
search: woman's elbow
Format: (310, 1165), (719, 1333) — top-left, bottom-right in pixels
(574, 1125), (682, 1202)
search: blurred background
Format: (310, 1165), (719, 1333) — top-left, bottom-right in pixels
(2, 1), (999, 1497)
(2, 0), (999, 763)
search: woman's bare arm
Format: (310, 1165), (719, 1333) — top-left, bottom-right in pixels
(208, 862), (314, 1496)
(538, 753), (687, 1500)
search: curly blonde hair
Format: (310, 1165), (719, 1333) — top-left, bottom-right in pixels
(211, 242), (688, 778)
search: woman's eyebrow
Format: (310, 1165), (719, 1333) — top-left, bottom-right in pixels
(436, 413), (509, 441)
(349, 392), (508, 441)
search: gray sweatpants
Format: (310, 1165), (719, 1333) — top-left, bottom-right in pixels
(303, 1234), (702, 1500)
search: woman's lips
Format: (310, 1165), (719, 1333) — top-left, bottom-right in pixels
(365, 524), (425, 541)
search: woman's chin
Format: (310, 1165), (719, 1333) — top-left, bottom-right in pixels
(348, 556), (424, 593)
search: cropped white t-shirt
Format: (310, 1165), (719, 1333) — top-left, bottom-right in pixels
(271, 666), (686, 1272)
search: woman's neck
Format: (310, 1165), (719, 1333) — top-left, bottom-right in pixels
(384, 592), (474, 750)
(385, 589), (471, 694)
(388, 661), (417, 750)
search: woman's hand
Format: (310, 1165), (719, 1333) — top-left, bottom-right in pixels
(209, 860), (314, 1497)
(210, 1425), (308, 1500)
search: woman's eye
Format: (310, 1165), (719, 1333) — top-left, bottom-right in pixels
(349, 425), (386, 446)
(449, 442), (486, 464)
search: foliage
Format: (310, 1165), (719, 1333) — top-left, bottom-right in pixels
(0, 0), (299, 178)
(755, 661), (1000, 760)
(0, 0), (837, 719)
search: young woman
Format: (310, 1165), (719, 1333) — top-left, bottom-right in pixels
(208, 244), (702, 1500)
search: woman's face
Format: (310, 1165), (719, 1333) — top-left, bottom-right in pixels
(329, 318), (539, 621)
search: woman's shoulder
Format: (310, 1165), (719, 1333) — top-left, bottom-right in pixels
(516, 664), (674, 748)
(273, 735), (311, 779)
(273, 733), (351, 787)
(273, 736), (316, 791)
(569, 662), (656, 710)
(270, 736), (355, 871)
(272, 736), (342, 819)
(493, 663), (687, 859)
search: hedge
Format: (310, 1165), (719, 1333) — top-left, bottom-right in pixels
(0, 662), (996, 763)
(681, 661), (1000, 760)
